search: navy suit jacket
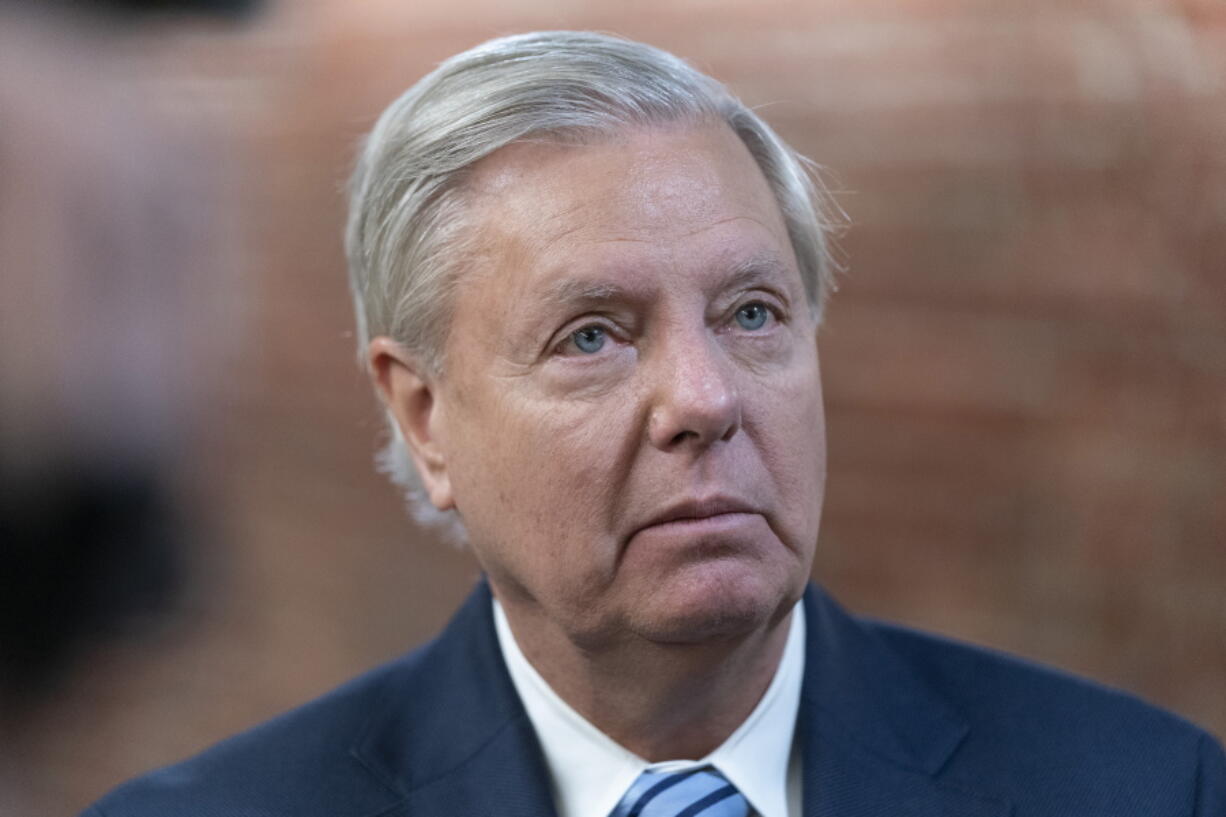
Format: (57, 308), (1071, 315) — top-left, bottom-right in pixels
(87, 582), (1225, 816)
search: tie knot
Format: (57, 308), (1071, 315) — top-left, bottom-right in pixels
(610, 767), (751, 817)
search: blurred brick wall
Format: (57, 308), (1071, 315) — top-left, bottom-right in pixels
(9, 1), (1223, 814)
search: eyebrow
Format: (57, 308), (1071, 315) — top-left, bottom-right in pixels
(537, 278), (631, 312)
(530, 248), (796, 318)
(720, 251), (795, 293)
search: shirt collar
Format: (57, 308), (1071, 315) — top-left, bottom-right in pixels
(493, 599), (806, 817)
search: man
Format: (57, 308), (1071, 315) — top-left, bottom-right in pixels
(87, 31), (1224, 817)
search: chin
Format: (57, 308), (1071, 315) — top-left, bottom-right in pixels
(629, 560), (796, 645)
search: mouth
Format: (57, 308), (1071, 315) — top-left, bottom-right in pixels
(633, 496), (761, 538)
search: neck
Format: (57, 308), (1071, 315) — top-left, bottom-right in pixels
(498, 596), (794, 762)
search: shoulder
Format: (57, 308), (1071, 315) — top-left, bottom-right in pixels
(867, 615), (1209, 744)
(864, 615), (1226, 812)
(83, 583), (518, 817)
(83, 642), (432, 817)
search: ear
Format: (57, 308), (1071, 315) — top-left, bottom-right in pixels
(367, 336), (454, 511)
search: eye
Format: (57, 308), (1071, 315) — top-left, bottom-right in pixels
(734, 302), (771, 331)
(570, 325), (607, 354)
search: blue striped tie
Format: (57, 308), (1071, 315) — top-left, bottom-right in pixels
(609, 767), (752, 817)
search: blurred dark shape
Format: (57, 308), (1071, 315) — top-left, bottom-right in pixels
(1, 0), (262, 21)
(0, 4), (234, 716)
(90, 0), (260, 16)
(0, 453), (184, 707)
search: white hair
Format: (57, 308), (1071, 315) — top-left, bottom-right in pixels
(344, 31), (838, 537)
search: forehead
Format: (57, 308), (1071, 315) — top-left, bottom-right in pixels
(458, 122), (797, 289)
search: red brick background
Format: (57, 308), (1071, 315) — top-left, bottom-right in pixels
(5, 1), (1223, 814)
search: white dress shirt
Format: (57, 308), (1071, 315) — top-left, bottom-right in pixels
(493, 598), (806, 817)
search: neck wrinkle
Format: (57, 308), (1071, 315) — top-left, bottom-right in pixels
(497, 595), (795, 761)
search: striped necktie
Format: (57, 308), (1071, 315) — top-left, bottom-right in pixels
(609, 767), (752, 817)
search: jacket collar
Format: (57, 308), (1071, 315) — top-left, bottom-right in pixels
(799, 586), (1010, 816)
(351, 580), (558, 817)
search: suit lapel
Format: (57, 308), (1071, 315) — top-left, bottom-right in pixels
(351, 581), (558, 817)
(394, 717), (559, 817)
(799, 587), (1012, 817)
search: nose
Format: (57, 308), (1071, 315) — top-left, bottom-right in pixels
(646, 332), (741, 451)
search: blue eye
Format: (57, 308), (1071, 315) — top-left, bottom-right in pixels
(571, 326), (607, 354)
(735, 302), (770, 331)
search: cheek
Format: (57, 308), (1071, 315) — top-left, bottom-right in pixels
(525, 402), (634, 527)
(755, 358), (826, 520)
(454, 390), (633, 553)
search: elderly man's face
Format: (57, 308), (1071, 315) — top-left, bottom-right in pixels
(414, 122), (824, 648)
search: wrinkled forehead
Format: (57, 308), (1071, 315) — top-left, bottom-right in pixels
(456, 121), (794, 285)
(430, 122), (807, 372)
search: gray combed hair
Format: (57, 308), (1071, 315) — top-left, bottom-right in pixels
(344, 30), (838, 535)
